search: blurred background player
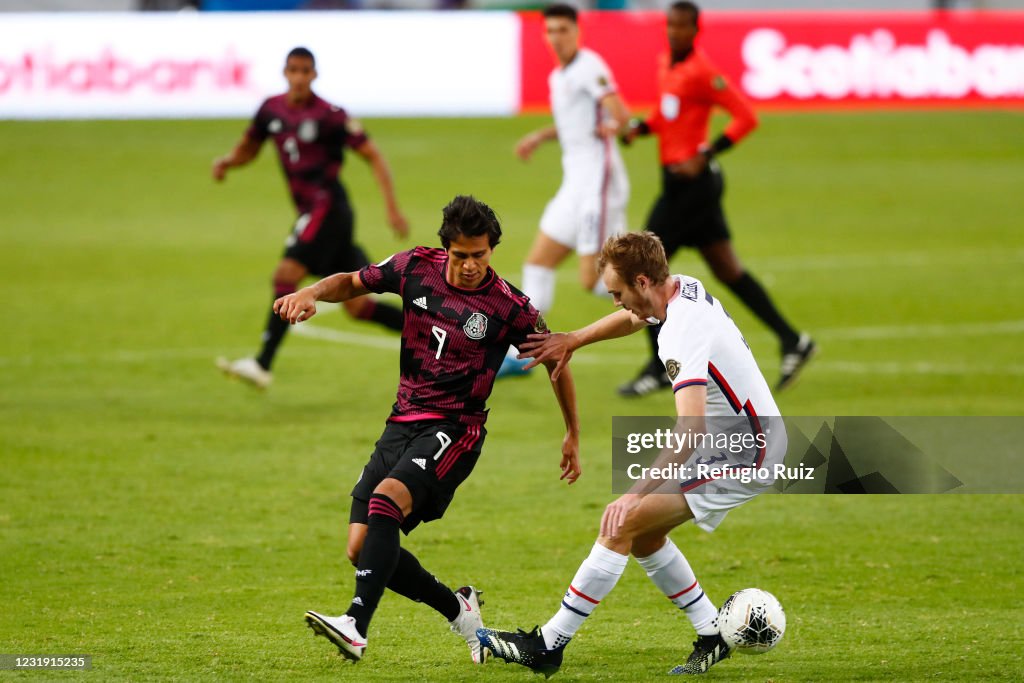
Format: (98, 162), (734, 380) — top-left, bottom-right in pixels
(273, 195), (581, 665)
(480, 231), (786, 676)
(499, 3), (631, 377)
(213, 47), (409, 389)
(619, 2), (815, 397)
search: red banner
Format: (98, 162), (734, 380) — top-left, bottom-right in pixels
(520, 11), (1024, 111)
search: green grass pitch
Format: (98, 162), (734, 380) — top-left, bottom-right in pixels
(1, 112), (1022, 680)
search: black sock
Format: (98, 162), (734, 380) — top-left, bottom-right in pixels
(387, 548), (461, 622)
(354, 300), (403, 332)
(644, 323), (664, 375)
(725, 272), (800, 349)
(347, 494), (404, 636)
(256, 305), (290, 371)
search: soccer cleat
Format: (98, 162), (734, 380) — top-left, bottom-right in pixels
(216, 357), (272, 390)
(668, 633), (731, 675)
(497, 353), (533, 379)
(304, 611), (367, 662)
(617, 368), (671, 397)
(776, 333), (817, 391)
(477, 626), (564, 678)
(450, 586), (488, 664)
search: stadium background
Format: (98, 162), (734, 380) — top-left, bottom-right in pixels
(1, 1), (1022, 680)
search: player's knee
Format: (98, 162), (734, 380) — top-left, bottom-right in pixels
(711, 262), (743, 284)
(343, 298), (369, 318)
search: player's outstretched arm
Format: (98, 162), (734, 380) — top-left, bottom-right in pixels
(518, 309), (648, 379)
(515, 125), (558, 161)
(273, 271), (371, 324)
(544, 361), (581, 484)
(212, 137), (261, 181)
(354, 140), (409, 239)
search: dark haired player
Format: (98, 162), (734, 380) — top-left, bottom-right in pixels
(274, 195), (581, 664)
(619, 3), (815, 396)
(213, 47), (408, 389)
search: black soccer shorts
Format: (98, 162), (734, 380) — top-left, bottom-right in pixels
(282, 198), (371, 277)
(646, 163), (731, 254)
(350, 419), (486, 534)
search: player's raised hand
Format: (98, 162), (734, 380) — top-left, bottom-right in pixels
(519, 332), (576, 379)
(600, 493), (642, 539)
(388, 205), (410, 239)
(560, 431), (581, 485)
(274, 288), (318, 325)
(211, 156), (231, 182)
(515, 132), (541, 161)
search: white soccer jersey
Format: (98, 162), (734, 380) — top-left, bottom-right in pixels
(657, 275), (780, 420)
(657, 275), (785, 533)
(541, 48), (629, 255)
(549, 48), (618, 159)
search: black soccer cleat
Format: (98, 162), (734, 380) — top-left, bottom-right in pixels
(617, 368), (672, 398)
(668, 633), (731, 675)
(477, 626), (564, 678)
(776, 333), (817, 391)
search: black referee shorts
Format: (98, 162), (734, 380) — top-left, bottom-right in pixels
(350, 419), (486, 534)
(645, 162), (731, 256)
(282, 199), (371, 277)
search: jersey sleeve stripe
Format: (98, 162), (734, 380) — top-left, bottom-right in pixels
(673, 378), (708, 392)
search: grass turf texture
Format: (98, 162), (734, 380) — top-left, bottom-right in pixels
(1, 113), (1022, 681)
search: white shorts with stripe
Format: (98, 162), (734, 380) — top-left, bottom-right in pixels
(540, 147), (629, 256)
(681, 417), (788, 533)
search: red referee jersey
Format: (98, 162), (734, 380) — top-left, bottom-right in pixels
(645, 48), (757, 166)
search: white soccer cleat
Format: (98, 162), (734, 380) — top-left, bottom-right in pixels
(305, 611), (367, 662)
(450, 586), (488, 664)
(216, 357), (271, 390)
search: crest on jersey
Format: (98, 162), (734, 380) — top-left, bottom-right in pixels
(712, 75), (727, 91)
(534, 314), (549, 334)
(666, 359), (681, 381)
(268, 118), (283, 134)
(347, 118), (365, 136)
(463, 312), (488, 340)
(681, 281), (699, 301)
(597, 75), (608, 88)
(298, 119), (318, 142)
(661, 94), (680, 121)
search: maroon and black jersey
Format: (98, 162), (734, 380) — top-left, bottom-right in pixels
(246, 93), (368, 215)
(359, 247), (548, 426)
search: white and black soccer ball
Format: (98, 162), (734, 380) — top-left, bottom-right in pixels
(717, 588), (786, 654)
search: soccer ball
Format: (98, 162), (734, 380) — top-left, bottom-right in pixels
(717, 588), (786, 654)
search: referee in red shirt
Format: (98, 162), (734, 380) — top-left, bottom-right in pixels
(620, 1), (815, 396)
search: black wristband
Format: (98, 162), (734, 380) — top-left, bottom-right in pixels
(629, 118), (651, 136)
(709, 134), (734, 156)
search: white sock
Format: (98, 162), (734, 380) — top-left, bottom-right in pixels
(635, 538), (719, 635)
(522, 264), (556, 314)
(541, 543), (628, 650)
(591, 277), (611, 298)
